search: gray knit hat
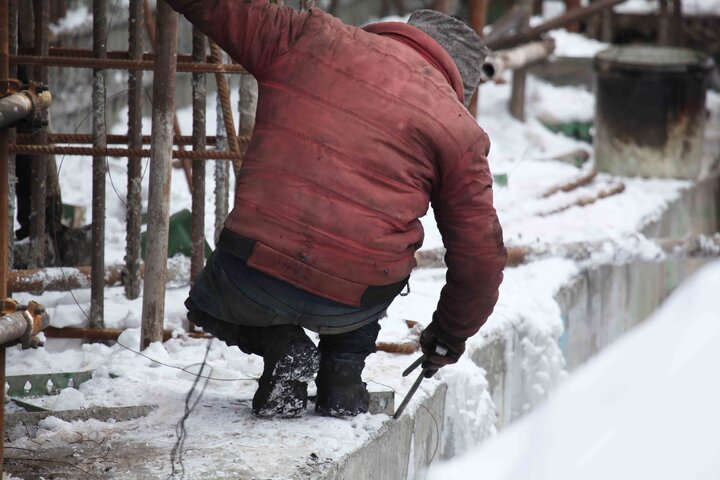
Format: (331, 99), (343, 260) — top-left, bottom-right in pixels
(407, 10), (488, 106)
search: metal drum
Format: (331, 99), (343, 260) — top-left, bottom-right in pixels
(594, 46), (715, 179)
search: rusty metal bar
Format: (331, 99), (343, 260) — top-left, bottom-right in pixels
(28, 0), (49, 269)
(90, 0), (107, 328)
(9, 264), (128, 292)
(10, 54), (246, 73)
(141, 0), (178, 350)
(17, 46), (246, 67)
(214, 88), (230, 244)
(509, 0), (531, 121)
(7, 0), (16, 277)
(210, 41), (242, 179)
(10, 143), (242, 160)
(468, 0), (488, 117)
(2, 0), (10, 298)
(0, 91), (49, 129)
(1, 1), (9, 472)
(485, 0), (628, 50)
(44, 326), (209, 342)
(125, 0), (143, 300)
(191, 26), (207, 287)
(16, 133), (223, 145)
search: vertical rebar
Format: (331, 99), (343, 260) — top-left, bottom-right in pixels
(125, 0), (143, 300)
(214, 92), (229, 244)
(29, 0), (48, 268)
(210, 42), (242, 179)
(190, 26), (206, 288)
(468, 0), (488, 118)
(7, 0), (16, 276)
(0, 1), (10, 474)
(141, 0), (178, 349)
(90, 0), (107, 328)
(2, 0), (11, 300)
(509, 0), (531, 121)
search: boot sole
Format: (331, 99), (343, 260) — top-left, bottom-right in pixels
(253, 342), (320, 418)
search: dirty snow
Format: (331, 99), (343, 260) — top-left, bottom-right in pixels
(428, 259), (720, 480)
(5, 11), (716, 478)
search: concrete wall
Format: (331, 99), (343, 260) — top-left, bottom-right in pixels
(300, 385), (447, 480)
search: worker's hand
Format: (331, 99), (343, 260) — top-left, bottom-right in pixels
(419, 320), (465, 378)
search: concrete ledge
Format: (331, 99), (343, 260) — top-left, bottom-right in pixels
(309, 385), (447, 480)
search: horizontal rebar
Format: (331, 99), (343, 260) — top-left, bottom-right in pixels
(15, 133), (241, 146)
(10, 143), (242, 160)
(10, 54), (246, 73)
(17, 46), (245, 70)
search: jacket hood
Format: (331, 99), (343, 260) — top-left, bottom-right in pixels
(363, 21), (465, 104)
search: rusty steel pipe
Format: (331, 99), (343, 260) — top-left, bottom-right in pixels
(16, 133), (223, 145)
(0, 90), (51, 129)
(10, 54), (246, 73)
(10, 143), (243, 160)
(0, 301), (49, 346)
(141, 1), (178, 350)
(485, 0), (628, 50)
(44, 326), (209, 342)
(17, 46), (247, 68)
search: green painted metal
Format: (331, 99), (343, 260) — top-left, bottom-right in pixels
(141, 208), (213, 260)
(5, 370), (94, 397)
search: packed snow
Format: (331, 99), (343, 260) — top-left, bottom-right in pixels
(428, 259), (720, 480)
(5, 4), (719, 477)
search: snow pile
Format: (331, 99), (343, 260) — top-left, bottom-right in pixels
(526, 76), (595, 123)
(438, 358), (497, 459)
(547, 29), (609, 58)
(615, 0), (720, 15)
(428, 259), (720, 480)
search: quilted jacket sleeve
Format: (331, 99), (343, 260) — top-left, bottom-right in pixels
(431, 131), (507, 342)
(165, 0), (311, 76)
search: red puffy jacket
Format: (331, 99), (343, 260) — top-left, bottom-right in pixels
(168, 0), (506, 341)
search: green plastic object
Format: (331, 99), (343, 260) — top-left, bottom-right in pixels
(493, 173), (508, 187)
(141, 209), (213, 260)
(542, 120), (594, 143)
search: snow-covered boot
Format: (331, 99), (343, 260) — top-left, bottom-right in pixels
(252, 335), (320, 418)
(315, 353), (369, 417)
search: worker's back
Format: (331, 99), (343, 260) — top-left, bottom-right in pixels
(223, 11), (487, 306)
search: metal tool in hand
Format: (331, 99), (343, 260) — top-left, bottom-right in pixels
(392, 344), (448, 419)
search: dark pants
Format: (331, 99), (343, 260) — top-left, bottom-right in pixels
(187, 303), (380, 358)
(186, 248), (388, 359)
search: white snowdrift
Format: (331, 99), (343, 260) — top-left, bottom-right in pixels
(428, 259), (720, 480)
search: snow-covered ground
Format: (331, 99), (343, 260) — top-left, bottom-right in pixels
(428, 258), (720, 480)
(5, 12), (719, 478)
